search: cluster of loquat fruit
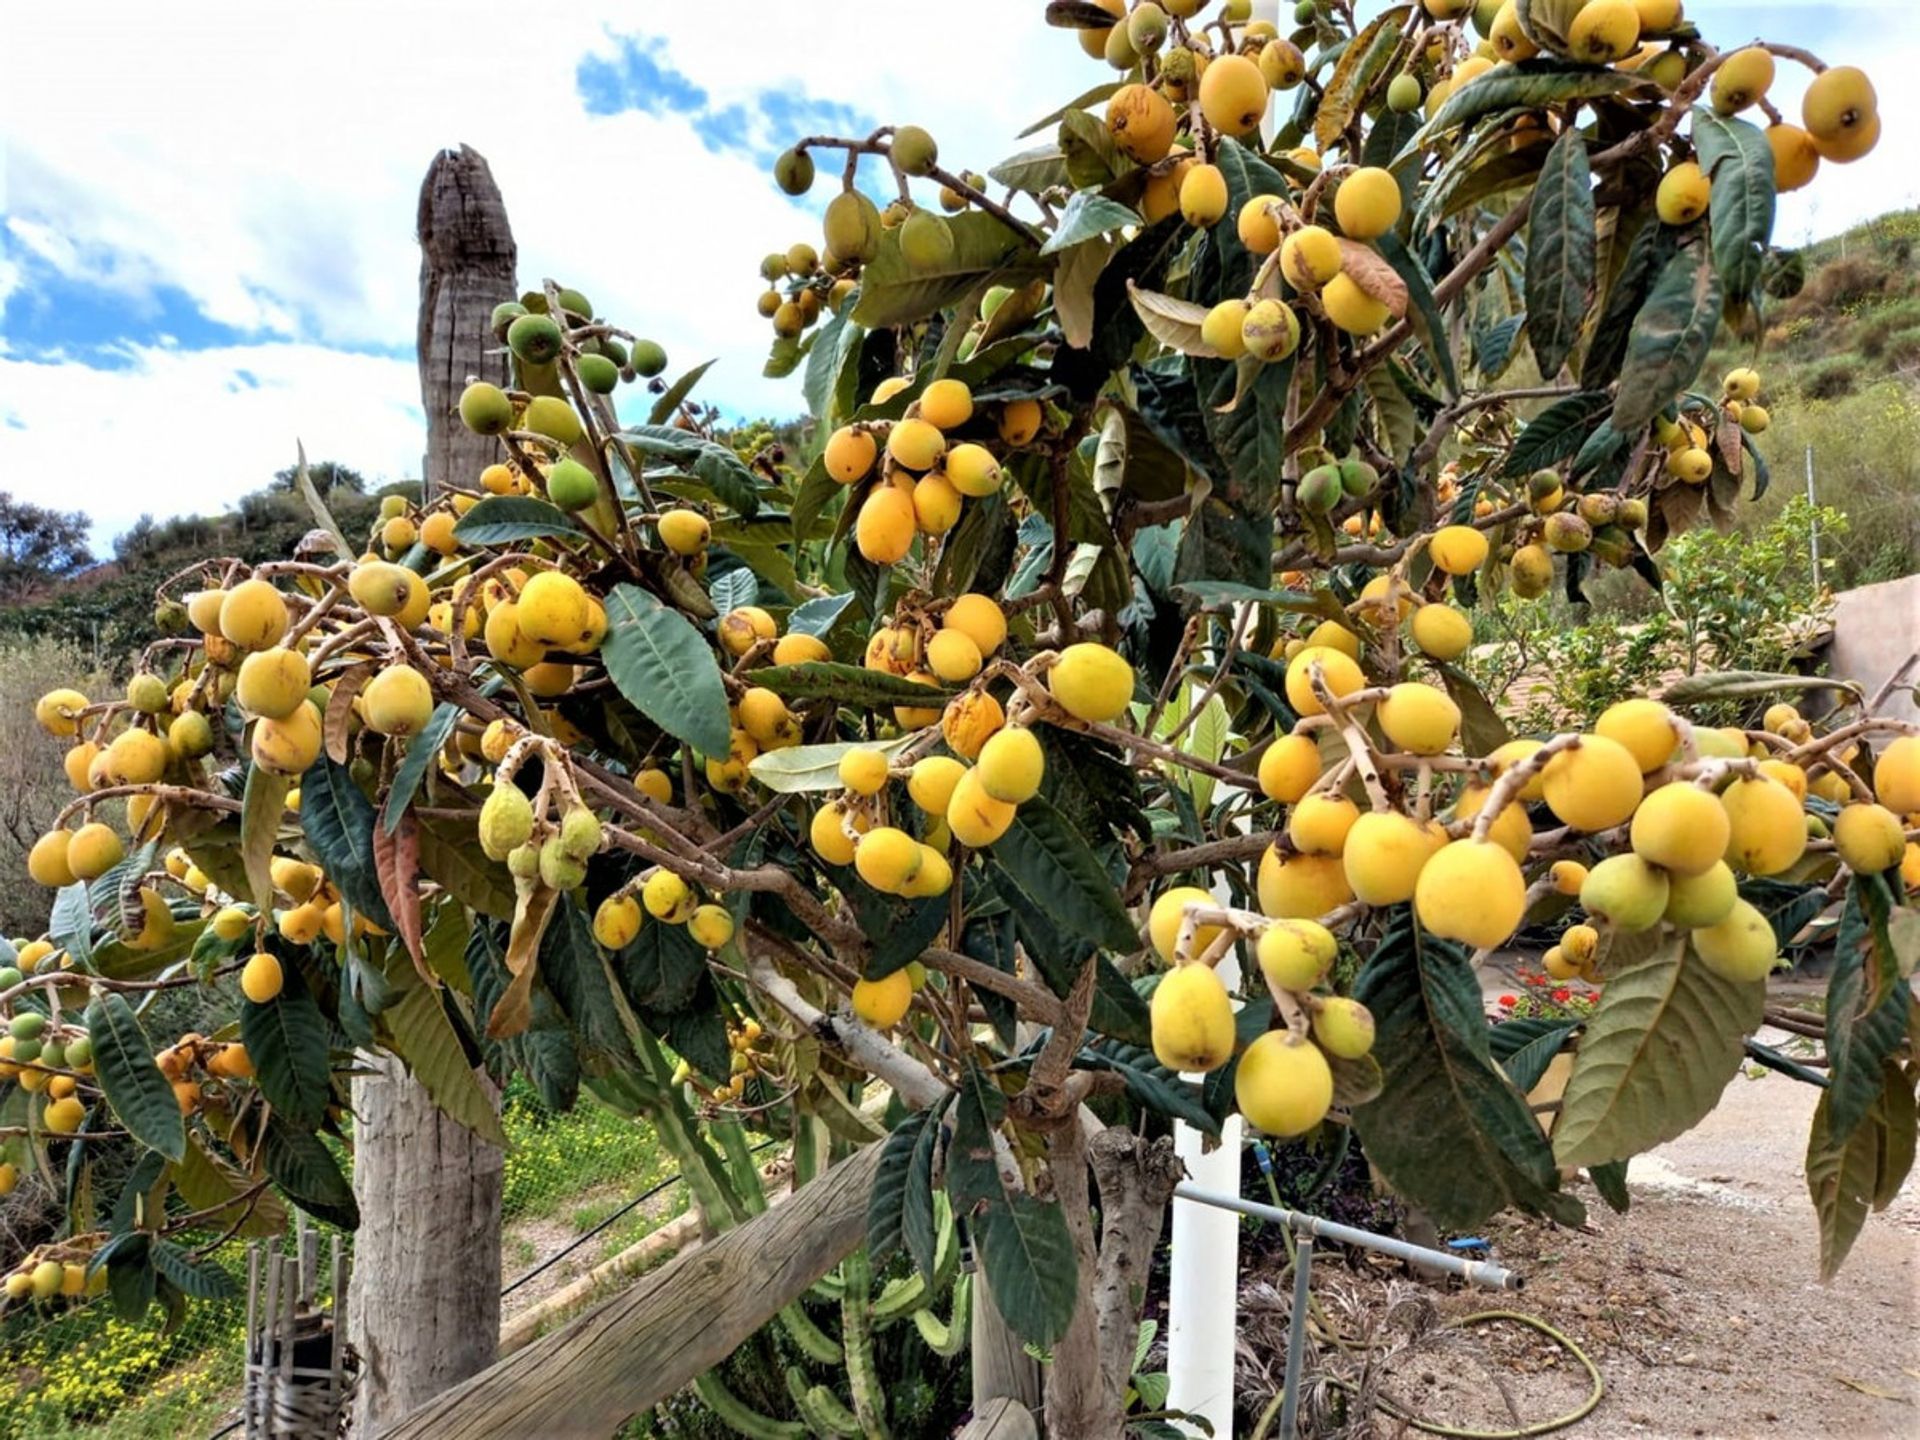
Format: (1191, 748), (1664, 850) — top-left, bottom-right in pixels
(1041, 1), (1878, 364)
(820, 374), (1043, 569)
(761, 123), (997, 341)
(1136, 660), (1920, 1139)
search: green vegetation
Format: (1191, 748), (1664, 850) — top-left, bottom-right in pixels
(1714, 208), (1920, 586)
(1472, 499), (1845, 731)
(0, 1085), (667, 1438)
(0, 465), (387, 655)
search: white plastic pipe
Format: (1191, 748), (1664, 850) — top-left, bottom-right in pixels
(1164, 659), (1255, 1438)
(1167, 1031), (1243, 1439)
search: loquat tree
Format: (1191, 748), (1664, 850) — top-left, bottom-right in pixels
(2, 2), (1912, 1435)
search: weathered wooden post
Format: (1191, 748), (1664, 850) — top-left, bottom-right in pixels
(348, 144), (513, 1432)
(415, 144), (518, 497)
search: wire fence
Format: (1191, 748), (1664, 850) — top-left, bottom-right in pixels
(0, 1079), (684, 1439)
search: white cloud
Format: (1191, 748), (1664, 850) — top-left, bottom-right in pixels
(1, 0), (1913, 544)
(0, 1), (1065, 416)
(0, 343), (422, 540)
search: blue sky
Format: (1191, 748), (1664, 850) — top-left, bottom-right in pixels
(2, 0), (1914, 544)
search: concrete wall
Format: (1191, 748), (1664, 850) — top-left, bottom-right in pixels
(1829, 575), (1920, 723)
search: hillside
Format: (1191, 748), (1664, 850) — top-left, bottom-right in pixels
(0, 477), (390, 658)
(1679, 207), (1920, 592)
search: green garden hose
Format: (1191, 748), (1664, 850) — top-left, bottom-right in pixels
(1252, 1308), (1604, 1440)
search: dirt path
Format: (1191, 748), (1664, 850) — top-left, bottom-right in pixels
(1321, 1033), (1919, 1438)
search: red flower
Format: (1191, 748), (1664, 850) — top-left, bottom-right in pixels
(1552, 987), (1572, 1004)
(1498, 994), (1518, 1008)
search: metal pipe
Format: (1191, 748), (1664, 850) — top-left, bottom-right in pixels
(1171, 1183), (1524, 1291)
(1277, 1228), (1315, 1440)
(1806, 443), (1820, 593)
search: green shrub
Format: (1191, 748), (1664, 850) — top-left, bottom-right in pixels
(1469, 499), (1844, 731)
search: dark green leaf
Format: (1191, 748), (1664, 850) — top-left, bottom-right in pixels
(611, 917), (707, 1013)
(452, 496), (583, 545)
(1524, 130), (1595, 379)
(540, 899), (638, 1066)
(1739, 878), (1828, 951)
(973, 1195), (1080, 1346)
(869, 1105), (945, 1283)
(240, 961), (332, 1127)
(647, 359), (716, 426)
(752, 661), (956, 710)
(1825, 878), (1914, 1144)
(1488, 1016), (1577, 1061)
(301, 758), (396, 931)
(1610, 244), (1724, 435)
(1436, 663), (1512, 754)
(1589, 1159), (1630, 1213)
(989, 793), (1141, 954)
(1502, 391), (1613, 476)
(109, 1153), (166, 1235)
(1805, 1062), (1912, 1280)
(1474, 314), (1526, 380)
(261, 1119), (359, 1229)
(1075, 1038), (1217, 1134)
(1495, 1021), (1578, 1095)
(1581, 209), (1670, 389)
(1412, 63), (1649, 149)
(601, 583), (733, 757)
(902, 1104), (944, 1284)
(84, 993), (185, 1162)
(151, 1240), (238, 1299)
(616, 426), (762, 518)
(1352, 924), (1579, 1228)
(469, 919), (579, 1109)
(651, 986), (731, 1081)
(1376, 233), (1459, 397)
(105, 1233), (156, 1321)
(1691, 108), (1775, 304)
(383, 703), (462, 834)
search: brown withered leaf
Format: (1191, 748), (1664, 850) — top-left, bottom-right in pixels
(1337, 239), (1410, 319)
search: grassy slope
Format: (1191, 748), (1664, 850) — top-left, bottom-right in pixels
(1706, 207), (1920, 589)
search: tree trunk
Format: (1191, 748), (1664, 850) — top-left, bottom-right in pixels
(415, 145), (518, 497)
(1043, 1128), (1186, 1440)
(350, 145), (517, 1430)
(350, 1051), (505, 1430)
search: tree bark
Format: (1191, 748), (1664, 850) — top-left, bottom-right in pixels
(350, 1050), (505, 1431)
(1043, 1128), (1186, 1440)
(415, 145), (518, 497)
(350, 145), (517, 1430)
